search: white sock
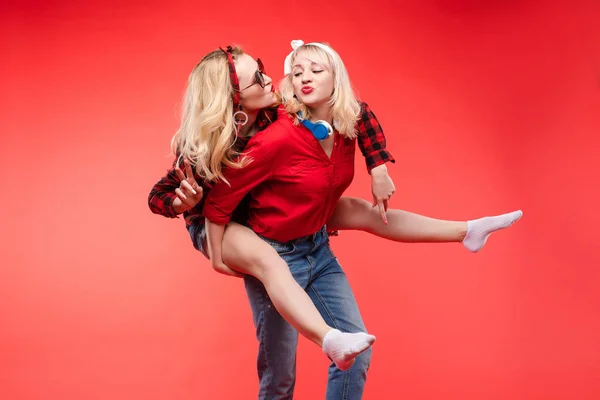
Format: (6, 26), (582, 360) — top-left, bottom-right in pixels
(463, 210), (523, 252)
(322, 329), (376, 371)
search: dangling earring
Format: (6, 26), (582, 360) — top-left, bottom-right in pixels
(233, 110), (248, 126)
(233, 110), (248, 137)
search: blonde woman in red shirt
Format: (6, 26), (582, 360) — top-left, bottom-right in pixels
(201, 41), (522, 399)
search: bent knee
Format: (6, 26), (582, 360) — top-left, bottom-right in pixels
(246, 245), (283, 266)
(242, 246), (289, 280)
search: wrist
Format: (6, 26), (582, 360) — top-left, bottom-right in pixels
(371, 163), (388, 176)
(172, 198), (189, 214)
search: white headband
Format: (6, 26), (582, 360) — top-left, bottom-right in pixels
(283, 40), (336, 75)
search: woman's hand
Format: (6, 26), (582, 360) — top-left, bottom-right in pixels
(371, 164), (395, 225)
(205, 219), (244, 278)
(211, 261), (244, 278)
(172, 159), (203, 214)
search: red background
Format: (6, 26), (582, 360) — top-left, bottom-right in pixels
(1, 0), (599, 399)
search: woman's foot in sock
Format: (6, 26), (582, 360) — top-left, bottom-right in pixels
(322, 329), (376, 371)
(463, 210), (523, 252)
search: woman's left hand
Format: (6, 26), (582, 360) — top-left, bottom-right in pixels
(212, 261), (244, 278)
(370, 164), (395, 225)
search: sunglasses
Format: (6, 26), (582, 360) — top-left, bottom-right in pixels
(241, 58), (267, 91)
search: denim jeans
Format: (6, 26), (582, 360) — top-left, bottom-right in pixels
(186, 223), (209, 258)
(244, 226), (371, 400)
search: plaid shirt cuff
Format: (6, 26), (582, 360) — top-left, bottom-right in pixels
(149, 193), (180, 219)
(365, 150), (396, 173)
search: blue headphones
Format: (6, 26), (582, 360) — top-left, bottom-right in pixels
(297, 111), (333, 140)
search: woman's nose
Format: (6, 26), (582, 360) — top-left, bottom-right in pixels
(264, 74), (273, 86)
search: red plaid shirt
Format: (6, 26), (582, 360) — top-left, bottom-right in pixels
(148, 102), (395, 227)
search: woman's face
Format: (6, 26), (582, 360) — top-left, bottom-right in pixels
(235, 53), (277, 112)
(291, 52), (334, 109)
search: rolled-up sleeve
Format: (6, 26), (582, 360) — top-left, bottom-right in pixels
(356, 102), (396, 173)
(148, 164), (182, 219)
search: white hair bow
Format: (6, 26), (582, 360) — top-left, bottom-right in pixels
(283, 40), (335, 75)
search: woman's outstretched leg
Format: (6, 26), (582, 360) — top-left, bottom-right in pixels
(328, 197), (522, 252)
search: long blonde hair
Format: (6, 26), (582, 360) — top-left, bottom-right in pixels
(279, 43), (361, 138)
(170, 47), (246, 184)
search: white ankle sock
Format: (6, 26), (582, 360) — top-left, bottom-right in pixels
(322, 329), (376, 371)
(463, 210), (523, 252)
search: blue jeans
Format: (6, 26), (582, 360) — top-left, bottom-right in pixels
(244, 226), (371, 400)
(186, 223), (209, 258)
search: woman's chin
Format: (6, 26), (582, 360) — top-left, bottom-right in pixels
(262, 92), (280, 108)
(271, 92), (282, 106)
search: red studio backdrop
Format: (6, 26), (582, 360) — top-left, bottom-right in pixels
(1, 1), (599, 399)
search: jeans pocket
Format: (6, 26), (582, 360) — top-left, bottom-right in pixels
(268, 241), (296, 256)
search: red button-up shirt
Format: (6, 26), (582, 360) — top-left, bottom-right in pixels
(148, 102), (395, 229)
(203, 106), (358, 242)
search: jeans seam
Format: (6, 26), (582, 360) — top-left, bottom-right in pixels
(309, 284), (351, 400)
(308, 283), (338, 328)
(258, 286), (270, 389)
(286, 243), (297, 256)
(309, 243), (354, 400)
